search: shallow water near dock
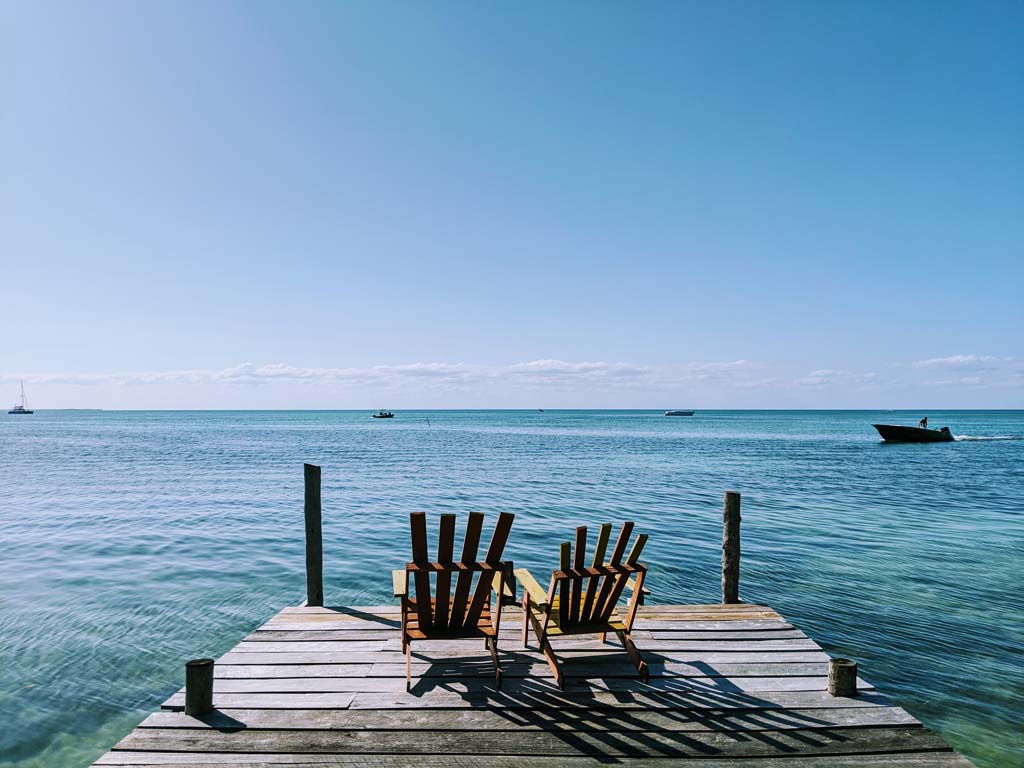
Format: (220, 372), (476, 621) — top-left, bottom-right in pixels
(1, 409), (1022, 767)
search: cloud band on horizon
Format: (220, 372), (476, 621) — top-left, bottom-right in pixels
(2, 355), (1020, 393)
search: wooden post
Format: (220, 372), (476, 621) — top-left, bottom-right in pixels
(721, 491), (741, 604)
(828, 657), (858, 697)
(184, 658), (214, 715)
(304, 463), (324, 607)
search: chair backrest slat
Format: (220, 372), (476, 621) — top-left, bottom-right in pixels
(557, 541), (571, 628)
(484, 512), (515, 563)
(461, 511), (515, 631)
(447, 512), (484, 631)
(409, 512), (433, 632)
(579, 523), (612, 624)
(608, 521), (634, 565)
(626, 533), (648, 565)
(591, 521), (634, 623)
(595, 530), (648, 623)
(568, 527), (586, 625)
(433, 514), (456, 631)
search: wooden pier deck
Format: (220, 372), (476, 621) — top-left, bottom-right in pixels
(95, 601), (973, 767)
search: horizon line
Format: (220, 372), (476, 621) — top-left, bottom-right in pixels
(15, 407), (1023, 413)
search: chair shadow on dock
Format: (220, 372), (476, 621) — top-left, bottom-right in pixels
(318, 605), (403, 628)
(400, 640), (852, 760)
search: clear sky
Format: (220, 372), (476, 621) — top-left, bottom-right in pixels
(2, 1), (1021, 408)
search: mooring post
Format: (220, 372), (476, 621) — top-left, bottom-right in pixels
(304, 463), (324, 607)
(828, 657), (858, 697)
(721, 490), (741, 604)
(184, 658), (214, 715)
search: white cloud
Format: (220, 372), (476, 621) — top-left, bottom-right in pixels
(796, 369), (836, 386)
(0, 359), (760, 391)
(909, 355), (1022, 390)
(912, 355), (1012, 369)
(682, 360), (751, 379)
(209, 362), (488, 386)
(507, 360), (647, 378)
(796, 369), (886, 388)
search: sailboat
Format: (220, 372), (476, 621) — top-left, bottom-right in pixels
(8, 380), (34, 414)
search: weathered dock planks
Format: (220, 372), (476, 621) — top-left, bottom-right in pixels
(93, 603), (975, 767)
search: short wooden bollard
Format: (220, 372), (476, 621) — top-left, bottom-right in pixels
(304, 463), (324, 608)
(184, 658), (214, 715)
(721, 491), (741, 604)
(828, 657), (858, 697)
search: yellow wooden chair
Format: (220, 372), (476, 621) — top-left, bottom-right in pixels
(515, 521), (649, 688)
(392, 511), (515, 689)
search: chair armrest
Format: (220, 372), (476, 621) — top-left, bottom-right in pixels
(492, 571), (517, 606)
(392, 569), (406, 598)
(515, 568), (549, 609)
(626, 575), (650, 605)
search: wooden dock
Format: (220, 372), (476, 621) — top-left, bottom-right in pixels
(95, 601), (973, 767)
(92, 474), (975, 767)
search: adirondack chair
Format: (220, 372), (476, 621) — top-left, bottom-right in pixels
(392, 511), (515, 689)
(516, 521), (649, 689)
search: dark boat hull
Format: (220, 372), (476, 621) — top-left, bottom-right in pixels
(665, 410), (695, 416)
(873, 424), (954, 443)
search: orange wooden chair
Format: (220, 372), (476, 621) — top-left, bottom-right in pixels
(392, 511), (515, 689)
(515, 521), (649, 688)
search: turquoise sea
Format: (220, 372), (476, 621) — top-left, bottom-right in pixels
(1, 409), (1022, 767)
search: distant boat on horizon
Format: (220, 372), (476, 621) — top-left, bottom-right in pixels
(664, 410), (694, 416)
(372, 410), (394, 419)
(8, 380), (34, 415)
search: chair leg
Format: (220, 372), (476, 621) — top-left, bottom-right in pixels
(598, 632), (606, 644)
(539, 638), (563, 689)
(486, 635), (503, 689)
(405, 641), (412, 691)
(617, 629), (648, 682)
(521, 595), (530, 648)
(522, 600), (564, 688)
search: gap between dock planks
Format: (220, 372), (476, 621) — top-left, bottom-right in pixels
(96, 603), (975, 767)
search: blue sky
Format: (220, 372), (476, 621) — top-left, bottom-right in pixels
(1, 1), (1021, 408)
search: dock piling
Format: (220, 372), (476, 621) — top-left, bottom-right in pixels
(183, 658), (214, 715)
(304, 463), (324, 608)
(722, 490), (741, 604)
(828, 657), (859, 697)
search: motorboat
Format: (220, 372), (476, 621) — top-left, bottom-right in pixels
(873, 424), (954, 443)
(372, 410), (394, 419)
(664, 410), (694, 416)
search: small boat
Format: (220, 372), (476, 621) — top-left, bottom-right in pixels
(664, 410), (694, 416)
(873, 424), (954, 443)
(8, 380), (33, 415)
(372, 410), (394, 419)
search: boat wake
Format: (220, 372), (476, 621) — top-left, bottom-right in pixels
(955, 435), (1024, 441)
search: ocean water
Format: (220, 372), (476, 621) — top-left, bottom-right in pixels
(1, 409), (1021, 767)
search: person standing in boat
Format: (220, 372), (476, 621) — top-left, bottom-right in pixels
(918, 417), (928, 429)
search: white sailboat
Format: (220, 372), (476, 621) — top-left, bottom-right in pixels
(8, 380), (34, 414)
